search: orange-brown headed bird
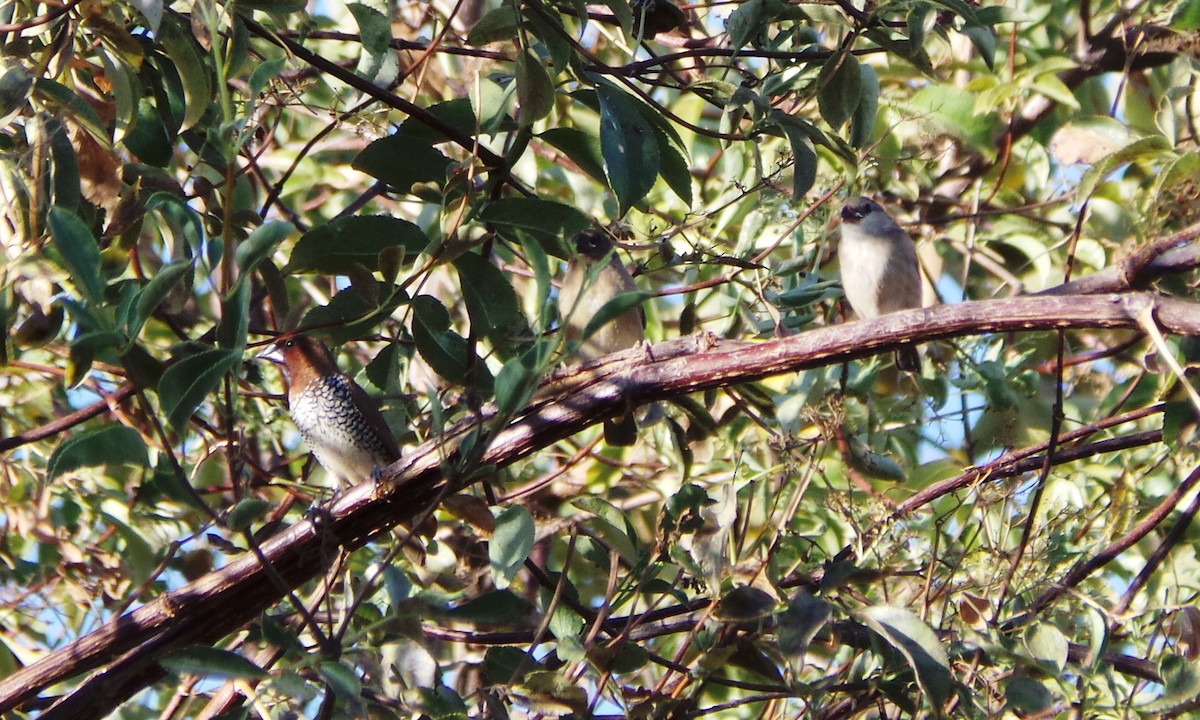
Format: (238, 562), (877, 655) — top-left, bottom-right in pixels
(271, 335), (400, 484)
(558, 229), (645, 446)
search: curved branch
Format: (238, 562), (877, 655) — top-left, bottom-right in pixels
(9, 290), (1200, 717)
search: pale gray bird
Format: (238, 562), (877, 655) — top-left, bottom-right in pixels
(838, 197), (922, 372)
(558, 229), (645, 446)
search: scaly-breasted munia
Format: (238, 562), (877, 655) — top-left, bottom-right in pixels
(557, 229), (645, 446)
(270, 334), (400, 484)
(838, 197), (923, 372)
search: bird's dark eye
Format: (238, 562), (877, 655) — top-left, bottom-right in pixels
(282, 339), (295, 348)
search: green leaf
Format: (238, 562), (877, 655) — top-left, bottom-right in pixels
(235, 221), (291, 279)
(226, 497), (271, 530)
(522, 4), (571, 73)
(515, 49), (554, 125)
(657, 143), (692, 207)
(578, 513), (638, 564)
(286, 216), (429, 274)
(454, 252), (525, 348)
(1023, 623), (1068, 676)
(600, 0), (633, 37)
(1174, 0), (1200, 29)
(161, 647), (269, 680)
(353, 133), (452, 192)
(218, 274), (250, 350)
(849, 62), (879, 148)
(157, 16), (213, 132)
(776, 591), (832, 673)
(130, 259), (193, 340)
(47, 123), (81, 211)
(579, 291), (652, 346)
(347, 3), (391, 54)
(595, 82), (660, 215)
(726, 0), (771, 51)
(857, 606), (953, 710)
(48, 207), (105, 304)
(483, 646), (539, 684)
(780, 123), (817, 200)
(158, 348), (242, 431)
(34, 79), (108, 142)
(123, 99), (174, 167)
(1005, 676), (1052, 713)
(1146, 654), (1200, 711)
(468, 6), (520, 45)
(411, 295), (487, 388)
(301, 283), (408, 344)
(479, 198), (591, 243)
(961, 23), (996, 69)
(817, 51), (861, 131)
(232, 0), (307, 12)
(319, 660), (362, 700)
(47, 425), (149, 482)
(539, 127), (607, 184)
(0, 64), (32, 123)
(714, 586), (776, 621)
(247, 57), (285, 99)
(489, 505), (535, 589)
(446, 589), (536, 625)
(493, 353), (538, 418)
(909, 84), (1000, 151)
(1077, 135), (1170, 200)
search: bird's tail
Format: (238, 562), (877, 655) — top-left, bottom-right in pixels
(896, 344), (920, 373)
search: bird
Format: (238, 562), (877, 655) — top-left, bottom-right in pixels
(557, 229), (645, 446)
(838, 196), (923, 372)
(268, 334), (400, 485)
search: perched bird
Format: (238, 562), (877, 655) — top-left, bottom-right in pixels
(558, 229), (645, 446)
(269, 334), (400, 484)
(838, 197), (923, 372)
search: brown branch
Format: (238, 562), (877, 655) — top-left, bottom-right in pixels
(8, 290), (1200, 717)
(1007, 461), (1200, 628)
(238, 16), (526, 193)
(0, 383), (137, 453)
(0, 0), (81, 32)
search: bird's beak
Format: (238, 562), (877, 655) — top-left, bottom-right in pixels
(256, 344), (284, 365)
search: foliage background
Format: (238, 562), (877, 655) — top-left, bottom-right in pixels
(3, 0), (1200, 717)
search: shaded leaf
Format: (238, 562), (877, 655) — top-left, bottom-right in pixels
(714, 586), (776, 621)
(353, 133), (452, 192)
(158, 348), (242, 431)
(595, 82), (659, 215)
(776, 591), (833, 672)
(490, 505), (535, 590)
(483, 646), (539, 685)
(817, 51), (861, 131)
(287, 216), (429, 274)
(454, 252), (525, 348)
(479, 197), (591, 245)
(515, 49), (554, 125)
(319, 660), (362, 700)
(48, 207), (104, 304)
(130, 259), (193, 340)
(157, 16), (213, 132)
(540, 127), (607, 184)
(1023, 623), (1068, 676)
(161, 647), (268, 680)
(849, 62), (879, 148)
(468, 6), (520, 45)
(445, 589), (536, 625)
(47, 425), (149, 481)
(411, 295), (491, 389)
(300, 283), (408, 344)
(857, 605), (952, 710)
